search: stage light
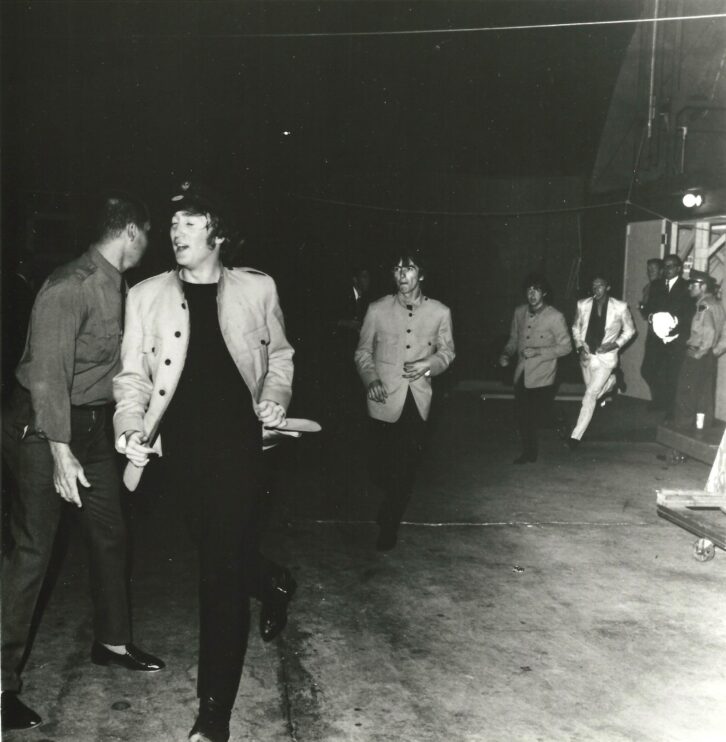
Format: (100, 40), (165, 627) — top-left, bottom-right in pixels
(682, 192), (703, 208)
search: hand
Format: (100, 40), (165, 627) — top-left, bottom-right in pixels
(498, 354), (510, 367)
(402, 358), (430, 381)
(367, 379), (388, 403)
(49, 441), (89, 508)
(521, 347), (539, 359)
(256, 399), (287, 429)
(578, 344), (591, 359)
(123, 430), (156, 468)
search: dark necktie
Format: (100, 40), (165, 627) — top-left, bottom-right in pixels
(120, 280), (127, 332)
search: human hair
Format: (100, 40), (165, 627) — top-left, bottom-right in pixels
(172, 193), (242, 266)
(591, 274), (610, 286)
(92, 192), (150, 243)
(390, 251), (426, 280)
(522, 272), (552, 301)
(646, 258), (664, 269)
(664, 254), (683, 267)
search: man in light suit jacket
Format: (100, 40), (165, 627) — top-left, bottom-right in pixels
(567, 276), (636, 448)
(355, 251), (455, 551)
(113, 181), (295, 742)
(499, 274), (571, 464)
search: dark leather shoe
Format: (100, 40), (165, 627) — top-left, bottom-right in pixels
(260, 569), (297, 642)
(189, 697), (231, 742)
(91, 641), (165, 672)
(1, 692), (42, 731)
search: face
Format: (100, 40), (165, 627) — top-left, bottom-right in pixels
(393, 261), (422, 293)
(124, 221), (151, 270)
(526, 285), (545, 310)
(592, 278), (610, 300)
(170, 211), (221, 271)
(646, 262), (663, 282)
(663, 257), (682, 280)
(688, 280), (706, 299)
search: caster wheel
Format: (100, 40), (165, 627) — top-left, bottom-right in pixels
(694, 538), (715, 562)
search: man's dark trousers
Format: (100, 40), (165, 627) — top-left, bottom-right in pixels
(674, 354), (716, 428)
(369, 391), (427, 529)
(514, 377), (556, 458)
(1, 403), (131, 692)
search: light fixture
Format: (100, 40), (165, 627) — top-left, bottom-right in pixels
(682, 192), (703, 208)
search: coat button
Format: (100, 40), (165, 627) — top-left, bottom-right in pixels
(408, 313), (413, 317)
(151, 347), (156, 353)
(407, 329), (411, 333)
(406, 345), (411, 349)
(165, 359), (171, 365)
(175, 331), (181, 337)
(261, 339), (267, 345)
(159, 389), (166, 396)
(181, 303), (186, 309)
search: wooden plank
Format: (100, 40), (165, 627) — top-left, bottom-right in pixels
(657, 489), (726, 507)
(657, 504), (726, 551)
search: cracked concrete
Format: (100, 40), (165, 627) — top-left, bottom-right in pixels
(4, 393), (726, 741)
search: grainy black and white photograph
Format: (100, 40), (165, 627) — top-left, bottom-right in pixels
(2, 1), (726, 740)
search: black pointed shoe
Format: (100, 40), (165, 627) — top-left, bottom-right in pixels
(189, 697), (231, 742)
(91, 641), (165, 672)
(1, 692), (42, 731)
(260, 568), (297, 642)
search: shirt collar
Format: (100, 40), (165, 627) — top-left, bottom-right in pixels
(89, 247), (123, 288)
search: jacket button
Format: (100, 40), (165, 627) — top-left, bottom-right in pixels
(261, 339), (267, 345)
(159, 389), (166, 396)
(406, 345), (410, 349)
(151, 347), (156, 353)
(407, 329), (411, 333)
(175, 331), (181, 337)
(409, 313), (413, 317)
(181, 303), (186, 309)
(165, 359), (171, 365)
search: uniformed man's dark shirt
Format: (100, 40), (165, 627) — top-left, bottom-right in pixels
(15, 247), (124, 443)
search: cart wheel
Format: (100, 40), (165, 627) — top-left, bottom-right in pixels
(693, 538), (716, 562)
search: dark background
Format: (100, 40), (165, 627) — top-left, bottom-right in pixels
(2, 0), (647, 389)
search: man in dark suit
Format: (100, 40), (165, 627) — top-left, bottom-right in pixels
(643, 254), (694, 418)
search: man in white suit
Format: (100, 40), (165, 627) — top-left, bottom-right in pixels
(567, 276), (636, 449)
(355, 252), (455, 551)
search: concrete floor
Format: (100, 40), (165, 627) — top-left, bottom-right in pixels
(5, 392), (726, 742)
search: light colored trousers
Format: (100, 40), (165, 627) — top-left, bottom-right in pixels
(571, 353), (617, 440)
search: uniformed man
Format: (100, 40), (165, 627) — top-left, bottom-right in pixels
(113, 181), (295, 742)
(1, 193), (164, 732)
(673, 270), (725, 429)
(355, 251), (455, 551)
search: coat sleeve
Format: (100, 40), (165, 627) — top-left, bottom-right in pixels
(258, 279), (294, 410)
(113, 289), (153, 444)
(571, 301), (585, 349)
(354, 305), (378, 387)
(428, 307), (455, 376)
(616, 304), (636, 348)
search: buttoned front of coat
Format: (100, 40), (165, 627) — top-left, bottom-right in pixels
(355, 294), (455, 422)
(503, 304), (571, 388)
(113, 267), (294, 485)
